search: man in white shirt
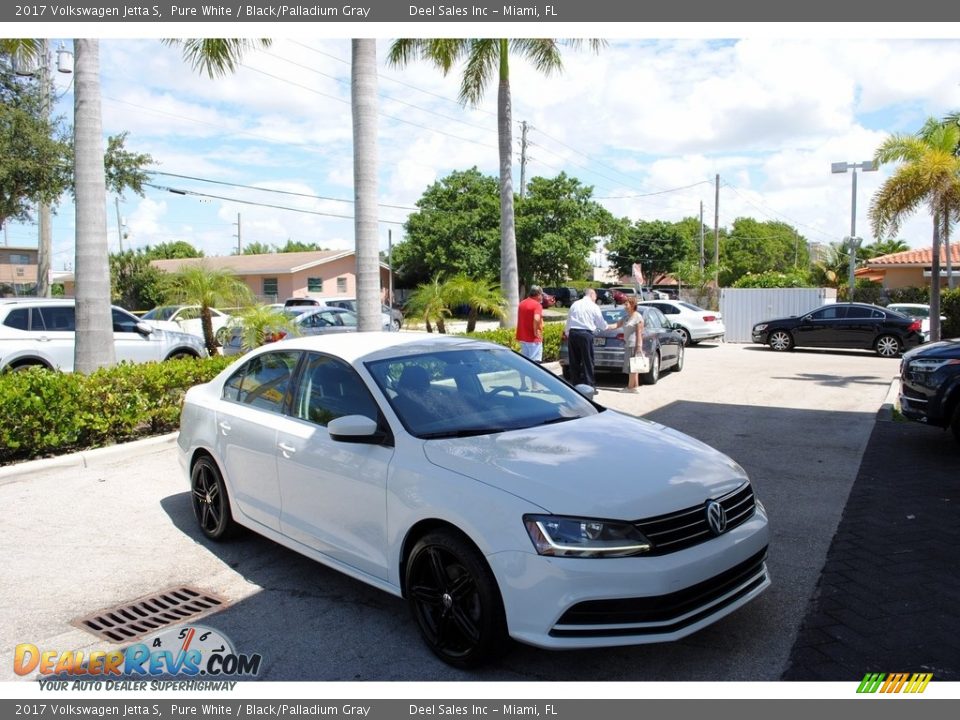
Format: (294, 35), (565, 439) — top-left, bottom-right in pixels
(564, 288), (607, 389)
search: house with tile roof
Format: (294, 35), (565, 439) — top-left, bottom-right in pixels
(856, 245), (960, 289)
(149, 250), (393, 303)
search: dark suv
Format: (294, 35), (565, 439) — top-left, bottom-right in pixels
(899, 339), (960, 443)
(542, 287), (580, 308)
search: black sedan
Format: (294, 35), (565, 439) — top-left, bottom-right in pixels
(899, 338), (960, 443)
(751, 302), (923, 358)
(559, 305), (684, 385)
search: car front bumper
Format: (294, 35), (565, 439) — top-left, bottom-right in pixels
(488, 507), (770, 649)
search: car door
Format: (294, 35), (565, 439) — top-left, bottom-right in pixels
(643, 307), (678, 365)
(838, 305), (882, 348)
(31, 305), (79, 370)
(794, 305), (847, 347)
(215, 350), (302, 531)
(112, 307), (164, 364)
(275, 353), (394, 580)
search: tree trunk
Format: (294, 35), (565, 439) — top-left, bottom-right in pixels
(466, 306), (478, 334)
(201, 305), (216, 356)
(930, 210), (942, 343)
(497, 42), (519, 329)
(73, 39), (116, 373)
(351, 40), (381, 333)
(945, 221), (955, 290)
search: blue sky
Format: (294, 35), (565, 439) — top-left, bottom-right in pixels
(6, 31), (960, 272)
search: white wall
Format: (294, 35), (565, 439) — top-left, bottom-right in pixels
(720, 288), (837, 343)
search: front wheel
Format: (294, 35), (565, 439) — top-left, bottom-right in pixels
(405, 530), (508, 669)
(675, 327), (691, 346)
(673, 344), (684, 372)
(875, 334), (902, 358)
(768, 330), (793, 352)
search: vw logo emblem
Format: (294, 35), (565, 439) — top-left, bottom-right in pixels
(705, 500), (728, 535)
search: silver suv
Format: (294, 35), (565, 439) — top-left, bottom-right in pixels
(0, 298), (207, 372)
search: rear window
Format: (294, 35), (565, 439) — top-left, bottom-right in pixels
(2, 308), (29, 330)
(284, 298), (321, 307)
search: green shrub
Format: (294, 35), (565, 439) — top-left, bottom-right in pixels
(463, 323), (565, 362)
(0, 355), (233, 465)
(941, 287), (960, 338)
(732, 269), (814, 288)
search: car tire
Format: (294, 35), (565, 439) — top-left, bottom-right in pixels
(165, 350), (198, 361)
(875, 334), (902, 358)
(642, 352), (661, 385)
(405, 529), (508, 669)
(190, 456), (237, 541)
(768, 330), (793, 352)
(673, 344), (684, 372)
(215, 326), (230, 345)
(675, 326), (691, 346)
(951, 402), (960, 444)
(392, 320), (402, 332)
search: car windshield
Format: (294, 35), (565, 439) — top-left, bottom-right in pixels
(366, 347), (600, 438)
(602, 308), (625, 323)
(142, 306), (177, 321)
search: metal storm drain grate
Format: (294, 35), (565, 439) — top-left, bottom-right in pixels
(74, 586), (228, 643)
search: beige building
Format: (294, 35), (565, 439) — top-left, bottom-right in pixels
(150, 250), (393, 303)
(0, 245), (38, 296)
(857, 245), (960, 289)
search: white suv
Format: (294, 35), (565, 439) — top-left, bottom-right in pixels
(0, 299), (207, 372)
(638, 300), (726, 346)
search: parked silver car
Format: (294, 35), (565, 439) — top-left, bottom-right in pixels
(0, 298), (207, 371)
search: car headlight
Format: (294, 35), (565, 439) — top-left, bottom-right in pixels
(753, 323), (768, 333)
(523, 515), (651, 558)
(909, 358), (960, 373)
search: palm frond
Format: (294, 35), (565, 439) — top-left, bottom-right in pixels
(165, 39), (271, 78)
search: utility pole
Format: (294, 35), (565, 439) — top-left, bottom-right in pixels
(114, 197), (124, 253)
(233, 213), (241, 255)
(518, 121), (529, 199)
(699, 200), (705, 271)
(388, 228), (394, 310)
(713, 174), (720, 290)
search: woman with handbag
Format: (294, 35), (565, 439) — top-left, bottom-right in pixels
(607, 297), (646, 393)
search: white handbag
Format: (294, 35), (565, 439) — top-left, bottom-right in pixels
(629, 354), (650, 374)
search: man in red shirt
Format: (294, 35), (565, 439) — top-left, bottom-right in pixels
(516, 285), (545, 363)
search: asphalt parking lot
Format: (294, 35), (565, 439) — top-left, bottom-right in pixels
(2, 341), (948, 682)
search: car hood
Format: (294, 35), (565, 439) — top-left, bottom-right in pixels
(903, 337), (960, 361)
(421, 411), (748, 519)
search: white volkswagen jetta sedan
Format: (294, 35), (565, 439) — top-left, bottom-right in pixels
(178, 333), (770, 667)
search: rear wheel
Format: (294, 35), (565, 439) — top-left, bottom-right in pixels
(875, 334), (901, 358)
(675, 326), (691, 346)
(406, 530), (508, 669)
(190, 456), (237, 541)
(768, 330), (793, 352)
(642, 352), (661, 385)
(673, 344), (684, 372)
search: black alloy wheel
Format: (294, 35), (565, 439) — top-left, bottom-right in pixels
(405, 530), (508, 668)
(191, 456), (236, 541)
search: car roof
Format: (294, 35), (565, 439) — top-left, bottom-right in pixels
(247, 331), (490, 364)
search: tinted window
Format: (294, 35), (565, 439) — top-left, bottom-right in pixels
(643, 308), (665, 329)
(3, 308), (29, 330)
(811, 306), (846, 320)
(845, 306), (873, 319)
(112, 308), (142, 333)
(35, 306), (75, 331)
(225, 351), (300, 412)
(294, 354), (379, 427)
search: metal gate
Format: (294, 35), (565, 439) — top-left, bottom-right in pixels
(719, 288), (837, 343)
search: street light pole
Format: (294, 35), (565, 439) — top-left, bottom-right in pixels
(831, 160), (877, 302)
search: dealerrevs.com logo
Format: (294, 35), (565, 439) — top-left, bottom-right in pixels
(15, 624), (261, 686)
(857, 673), (933, 694)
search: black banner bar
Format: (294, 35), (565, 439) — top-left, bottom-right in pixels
(2, 0), (957, 23)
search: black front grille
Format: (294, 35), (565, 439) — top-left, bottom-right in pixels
(550, 548), (768, 637)
(634, 483), (756, 555)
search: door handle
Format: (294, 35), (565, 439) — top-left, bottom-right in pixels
(37, 336), (50, 342)
(278, 442), (296, 455)
(218, 421), (231, 434)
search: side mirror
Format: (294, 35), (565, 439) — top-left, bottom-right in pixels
(328, 415), (387, 444)
(574, 383), (597, 398)
(801, 314), (813, 324)
(136, 321), (154, 335)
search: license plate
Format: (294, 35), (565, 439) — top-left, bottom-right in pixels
(593, 337), (606, 347)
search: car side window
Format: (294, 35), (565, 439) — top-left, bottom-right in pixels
(811, 306), (846, 320)
(845, 306), (872, 319)
(35, 306), (75, 331)
(294, 354), (379, 427)
(178, 307), (201, 321)
(224, 351), (300, 412)
(872, 309), (886, 319)
(3, 308), (29, 330)
(112, 308), (141, 333)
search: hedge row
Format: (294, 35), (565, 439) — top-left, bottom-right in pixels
(464, 322), (565, 361)
(0, 355), (233, 465)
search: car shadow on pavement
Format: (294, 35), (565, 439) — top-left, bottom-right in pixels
(770, 373), (893, 389)
(156, 399), (905, 682)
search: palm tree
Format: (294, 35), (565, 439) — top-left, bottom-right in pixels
(870, 118), (960, 343)
(443, 274), (506, 333)
(351, 39), (382, 333)
(865, 238), (910, 258)
(231, 303), (300, 353)
(163, 263), (253, 355)
(387, 39), (604, 329)
(405, 274), (452, 333)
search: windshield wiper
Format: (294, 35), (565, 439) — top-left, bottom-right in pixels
(419, 427), (509, 439)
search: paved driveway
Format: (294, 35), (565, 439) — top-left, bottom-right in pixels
(0, 343), (899, 682)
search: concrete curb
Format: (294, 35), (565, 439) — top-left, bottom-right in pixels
(877, 376), (900, 422)
(0, 432), (178, 482)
